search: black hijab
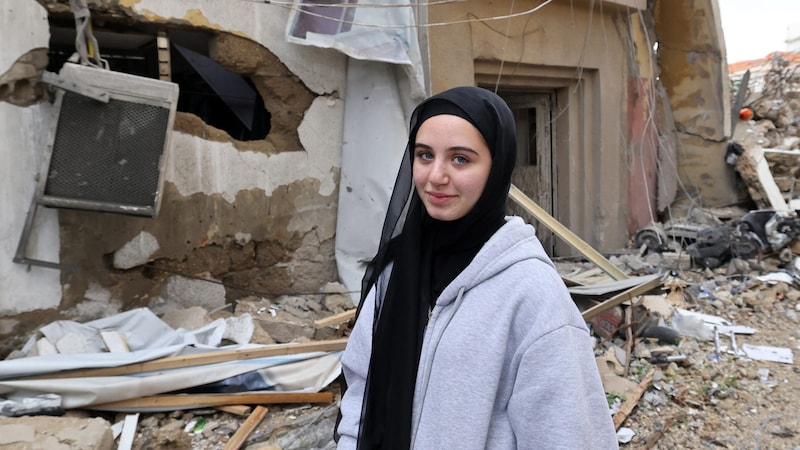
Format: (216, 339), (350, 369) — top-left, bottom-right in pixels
(356, 86), (517, 449)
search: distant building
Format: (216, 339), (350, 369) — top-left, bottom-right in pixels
(729, 51), (800, 94)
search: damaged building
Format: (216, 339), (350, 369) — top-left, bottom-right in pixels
(2, 0), (778, 446)
(0, 0), (734, 358)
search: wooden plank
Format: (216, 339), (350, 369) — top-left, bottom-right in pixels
(613, 368), (654, 430)
(90, 392), (334, 410)
(313, 309), (355, 329)
(22, 338), (348, 380)
(215, 405), (252, 416)
(508, 185), (628, 281)
(223, 405), (269, 450)
(735, 145), (788, 210)
(581, 275), (663, 321)
(117, 413), (139, 450)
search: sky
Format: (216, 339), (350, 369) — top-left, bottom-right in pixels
(718, 0), (798, 63)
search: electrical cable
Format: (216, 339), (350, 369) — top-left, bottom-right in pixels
(265, 0), (554, 29)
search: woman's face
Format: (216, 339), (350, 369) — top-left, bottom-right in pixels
(412, 114), (492, 221)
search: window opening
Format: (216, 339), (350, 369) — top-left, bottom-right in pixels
(47, 17), (270, 141)
(289, 0), (357, 39)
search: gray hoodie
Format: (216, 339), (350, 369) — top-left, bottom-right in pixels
(337, 217), (619, 449)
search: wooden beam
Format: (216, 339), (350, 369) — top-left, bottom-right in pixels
(508, 185), (628, 281)
(313, 309), (356, 329)
(613, 368), (654, 430)
(223, 406), (268, 450)
(581, 275), (663, 321)
(215, 405), (252, 416)
(22, 338), (348, 380)
(90, 392), (334, 410)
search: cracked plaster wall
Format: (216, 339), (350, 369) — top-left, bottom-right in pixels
(0, 0), (347, 356)
(0, 0), (62, 316)
(654, 0), (740, 207)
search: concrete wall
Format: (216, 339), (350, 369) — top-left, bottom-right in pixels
(0, 1), (62, 317)
(425, 0), (650, 253)
(0, 0), (347, 356)
(654, 0), (739, 208)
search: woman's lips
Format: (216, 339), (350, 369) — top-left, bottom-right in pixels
(426, 191), (454, 205)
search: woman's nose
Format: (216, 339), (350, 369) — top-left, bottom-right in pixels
(429, 159), (448, 184)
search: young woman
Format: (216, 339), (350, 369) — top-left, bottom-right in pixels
(336, 86), (618, 449)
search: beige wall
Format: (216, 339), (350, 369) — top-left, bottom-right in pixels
(0, 0), (346, 356)
(654, 0), (739, 208)
(426, 0), (638, 253)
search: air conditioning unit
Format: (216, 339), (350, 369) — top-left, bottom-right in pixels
(38, 63), (179, 216)
(15, 63), (179, 269)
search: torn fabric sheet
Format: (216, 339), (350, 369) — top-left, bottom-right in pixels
(285, 0), (424, 98)
(0, 308), (231, 379)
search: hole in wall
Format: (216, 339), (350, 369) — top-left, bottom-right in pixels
(47, 16), (270, 141)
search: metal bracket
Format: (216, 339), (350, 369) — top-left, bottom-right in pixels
(13, 197), (78, 272)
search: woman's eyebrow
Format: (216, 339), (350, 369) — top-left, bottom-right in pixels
(414, 142), (478, 155)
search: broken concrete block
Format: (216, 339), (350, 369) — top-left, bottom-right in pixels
(0, 416), (114, 450)
(250, 321), (276, 345)
(321, 282), (354, 311)
(66, 284), (122, 323)
(161, 306), (212, 331)
(223, 313), (254, 344)
(113, 231), (160, 270)
(0, 423), (35, 445)
(161, 275), (226, 312)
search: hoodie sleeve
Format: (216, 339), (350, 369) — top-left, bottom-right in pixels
(336, 285), (377, 449)
(508, 324), (619, 449)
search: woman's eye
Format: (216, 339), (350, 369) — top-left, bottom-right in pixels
(453, 155), (468, 164)
(416, 151), (433, 161)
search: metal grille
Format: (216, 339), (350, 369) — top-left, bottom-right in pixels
(44, 91), (170, 209)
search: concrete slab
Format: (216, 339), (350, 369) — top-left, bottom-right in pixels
(0, 416), (114, 450)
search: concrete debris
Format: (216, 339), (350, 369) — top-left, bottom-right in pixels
(113, 231), (160, 270)
(153, 274), (227, 314)
(0, 415), (114, 450)
(732, 53), (800, 210)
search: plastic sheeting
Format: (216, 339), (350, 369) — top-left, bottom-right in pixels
(0, 308), (342, 413)
(0, 352), (341, 411)
(285, 2), (427, 302)
(285, 0), (425, 98)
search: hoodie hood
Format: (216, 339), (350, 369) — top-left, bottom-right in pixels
(434, 217), (552, 307)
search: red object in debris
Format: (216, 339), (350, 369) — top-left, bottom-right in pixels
(739, 107), (754, 121)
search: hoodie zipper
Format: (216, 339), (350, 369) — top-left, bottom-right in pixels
(410, 286), (467, 448)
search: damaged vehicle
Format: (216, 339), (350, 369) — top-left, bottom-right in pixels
(635, 209), (800, 269)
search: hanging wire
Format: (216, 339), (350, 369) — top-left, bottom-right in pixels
(263, 0), (555, 29)
(249, 0), (468, 7)
(493, 0), (517, 94)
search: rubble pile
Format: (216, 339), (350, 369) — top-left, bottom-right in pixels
(553, 243), (800, 448)
(3, 213), (800, 449)
(747, 54), (800, 203)
(0, 283), (354, 450)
